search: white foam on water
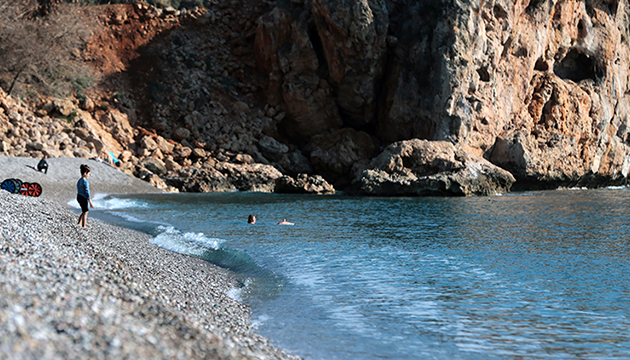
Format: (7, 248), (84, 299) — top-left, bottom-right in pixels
(149, 225), (224, 256)
(250, 314), (271, 329)
(226, 287), (243, 302)
(67, 193), (145, 210)
(96, 195), (150, 210)
(605, 185), (630, 190)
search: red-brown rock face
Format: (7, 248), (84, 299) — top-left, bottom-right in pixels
(255, 0), (630, 190)
(463, 0), (629, 188)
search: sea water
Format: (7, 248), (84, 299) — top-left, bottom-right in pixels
(83, 188), (630, 359)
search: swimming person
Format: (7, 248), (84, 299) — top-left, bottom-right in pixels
(248, 214), (256, 224)
(278, 219), (294, 225)
(76, 164), (94, 228)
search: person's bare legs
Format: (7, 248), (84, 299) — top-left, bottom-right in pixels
(78, 211), (88, 227)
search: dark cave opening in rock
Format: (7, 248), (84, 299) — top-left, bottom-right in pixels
(307, 24), (328, 79)
(534, 57), (549, 71)
(477, 66), (490, 82)
(577, 20), (586, 38)
(553, 49), (603, 83)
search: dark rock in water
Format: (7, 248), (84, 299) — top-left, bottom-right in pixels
(349, 139), (515, 196)
(275, 174), (335, 194)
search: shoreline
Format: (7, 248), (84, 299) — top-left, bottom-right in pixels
(0, 156), (165, 205)
(0, 157), (299, 359)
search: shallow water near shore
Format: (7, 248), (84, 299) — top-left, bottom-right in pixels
(83, 188), (630, 359)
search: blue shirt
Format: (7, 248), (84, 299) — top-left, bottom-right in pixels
(77, 178), (90, 200)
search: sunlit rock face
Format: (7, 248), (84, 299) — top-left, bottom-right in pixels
(348, 139), (516, 196)
(255, 0), (630, 190)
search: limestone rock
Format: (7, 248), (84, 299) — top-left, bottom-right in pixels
(72, 147), (92, 158)
(8, 112), (21, 123)
(165, 157), (182, 171)
(311, 0), (388, 127)
(87, 136), (105, 155)
(139, 135), (158, 151)
(27, 142), (45, 151)
(79, 96), (95, 111)
(250, 0), (630, 191)
(216, 162), (283, 192)
(350, 139), (515, 196)
(120, 150), (133, 162)
(234, 153), (254, 164)
(254, 7), (342, 140)
(275, 174), (335, 194)
(173, 127), (190, 141)
(140, 157), (167, 176)
(73, 128), (90, 141)
(0, 141), (10, 153)
(168, 168), (236, 193)
(175, 146), (192, 159)
(257, 136), (288, 161)
(143, 172), (171, 191)
(156, 136), (175, 154)
(191, 147), (206, 159)
(306, 128), (375, 185)
(278, 150), (313, 176)
(53, 99), (75, 117)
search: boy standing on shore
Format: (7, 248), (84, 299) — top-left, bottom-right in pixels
(77, 164), (94, 228)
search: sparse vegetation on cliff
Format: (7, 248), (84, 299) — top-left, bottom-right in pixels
(0, 1), (92, 98)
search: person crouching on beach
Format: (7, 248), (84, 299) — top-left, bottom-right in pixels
(37, 155), (48, 174)
(77, 164), (94, 228)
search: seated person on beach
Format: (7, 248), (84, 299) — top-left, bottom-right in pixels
(92, 152), (106, 163)
(248, 214), (256, 224)
(108, 151), (121, 167)
(37, 155), (48, 174)
(278, 219), (294, 225)
(97, 151), (121, 167)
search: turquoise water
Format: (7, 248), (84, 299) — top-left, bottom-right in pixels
(87, 188), (630, 359)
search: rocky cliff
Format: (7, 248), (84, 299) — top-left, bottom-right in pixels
(253, 0), (630, 191)
(3, 0), (629, 196)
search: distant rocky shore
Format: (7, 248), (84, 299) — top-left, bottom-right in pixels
(0, 187), (298, 359)
(8, 0), (630, 200)
(0, 85), (513, 197)
(0, 85), (338, 196)
(0, 2), (516, 199)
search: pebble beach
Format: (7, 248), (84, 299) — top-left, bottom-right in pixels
(0, 156), (299, 360)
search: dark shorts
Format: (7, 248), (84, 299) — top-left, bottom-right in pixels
(77, 195), (89, 213)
